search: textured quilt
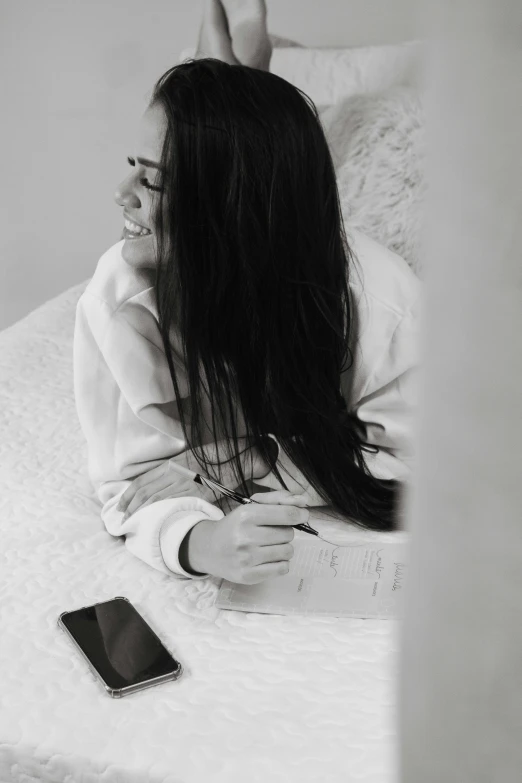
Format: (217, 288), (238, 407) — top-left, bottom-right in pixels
(0, 41), (425, 783)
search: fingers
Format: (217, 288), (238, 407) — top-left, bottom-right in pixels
(128, 484), (191, 515)
(253, 525), (294, 545)
(253, 542), (294, 565)
(166, 458), (197, 481)
(117, 462), (167, 512)
(241, 502), (310, 528)
(250, 490), (309, 507)
(245, 560), (291, 583)
(139, 488), (213, 514)
(118, 476), (190, 522)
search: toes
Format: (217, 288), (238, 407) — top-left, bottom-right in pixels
(269, 33), (304, 48)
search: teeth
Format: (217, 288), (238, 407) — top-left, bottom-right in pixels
(124, 218), (152, 236)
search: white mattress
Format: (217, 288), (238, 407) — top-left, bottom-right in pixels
(0, 279), (402, 782)
(0, 41), (424, 783)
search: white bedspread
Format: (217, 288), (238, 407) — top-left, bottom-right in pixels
(0, 280), (404, 783)
(0, 41), (425, 783)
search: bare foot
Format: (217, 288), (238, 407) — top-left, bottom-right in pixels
(220, 0), (272, 70)
(194, 0), (301, 72)
(195, 0), (240, 64)
(269, 33), (303, 49)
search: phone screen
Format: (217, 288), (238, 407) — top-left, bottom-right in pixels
(60, 598), (181, 691)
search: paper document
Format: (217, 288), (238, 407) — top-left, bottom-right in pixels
(215, 531), (409, 619)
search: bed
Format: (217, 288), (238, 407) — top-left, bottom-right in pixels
(0, 39), (426, 783)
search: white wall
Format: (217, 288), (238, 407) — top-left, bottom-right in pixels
(0, 0), (416, 330)
(400, 1), (522, 779)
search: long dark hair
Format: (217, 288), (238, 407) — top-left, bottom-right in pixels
(150, 58), (400, 531)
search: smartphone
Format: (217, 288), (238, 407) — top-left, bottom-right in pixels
(57, 597), (183, 698)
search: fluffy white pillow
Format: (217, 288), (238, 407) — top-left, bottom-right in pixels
(321, 86), (426, 278)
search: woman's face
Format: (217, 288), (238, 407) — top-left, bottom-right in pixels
(114, 103), (166, 269)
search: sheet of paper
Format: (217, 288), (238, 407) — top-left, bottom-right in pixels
(215, 533), (409, 619)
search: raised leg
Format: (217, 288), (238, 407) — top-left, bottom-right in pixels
(195, 0), (304, 71)
(195, 0), (240, 64)
(219, 0), (272, 70)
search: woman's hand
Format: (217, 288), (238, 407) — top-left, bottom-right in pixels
(183, 495), (310, 583)
(117, 459), (217, 521)
(117, 438), (272, 521)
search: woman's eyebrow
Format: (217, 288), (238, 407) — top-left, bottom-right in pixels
(136, 156), (162, 170)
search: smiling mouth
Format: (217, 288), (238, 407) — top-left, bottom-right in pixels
(124, 218), (152, 238)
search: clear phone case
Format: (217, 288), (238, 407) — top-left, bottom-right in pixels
(57, 596), (183, 698)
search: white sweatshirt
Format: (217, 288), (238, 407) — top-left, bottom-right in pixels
(73, 228), (422, 579)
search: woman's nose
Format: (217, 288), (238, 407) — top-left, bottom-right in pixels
(114, 178), (141, 210)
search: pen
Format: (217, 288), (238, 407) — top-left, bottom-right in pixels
(214, 482), (319, 537)
(168, 459), (318, 537)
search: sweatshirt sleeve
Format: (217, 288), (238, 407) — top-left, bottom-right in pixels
(255, 297), (421, 501)
(350, 299), (420, 482)
(73, 291), (224, 579)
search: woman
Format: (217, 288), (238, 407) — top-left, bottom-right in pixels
(73, 0), (421, 584)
